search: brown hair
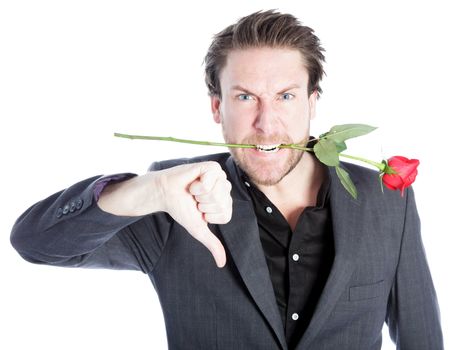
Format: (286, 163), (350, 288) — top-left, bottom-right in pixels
(204, 9), (325, 99)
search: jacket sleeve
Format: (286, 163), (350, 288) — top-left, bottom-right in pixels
(10, 173), (173, 274)
(386, 187), (444, 349)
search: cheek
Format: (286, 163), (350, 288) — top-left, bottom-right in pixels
(288, 108), (312, 138)
(224, 118), (253, 139)
(221, 112), (246, 138)
(279, 102), (310, 124)
(222, 103), (255, 129)
(228, 102), (257, 120)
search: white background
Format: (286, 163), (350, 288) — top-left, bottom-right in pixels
(1, 1), (460, 349)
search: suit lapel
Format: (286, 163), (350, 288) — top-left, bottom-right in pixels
(218, 158), (288, 350)
(295, 166), (366, 349)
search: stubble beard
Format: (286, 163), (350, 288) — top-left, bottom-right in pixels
(223, 129), (309, 186)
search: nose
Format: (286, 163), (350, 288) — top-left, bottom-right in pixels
(253, 99), (279, 134)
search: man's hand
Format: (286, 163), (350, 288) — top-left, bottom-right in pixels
(158, 161), (231, 268)
(98, 161), (232, 268)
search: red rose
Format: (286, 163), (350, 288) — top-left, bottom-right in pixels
(382, 156), (420, 196)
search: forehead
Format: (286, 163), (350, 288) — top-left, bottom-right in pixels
(220, 47), (309, 91)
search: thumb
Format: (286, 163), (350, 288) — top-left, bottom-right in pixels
(185, 220), (227, 268)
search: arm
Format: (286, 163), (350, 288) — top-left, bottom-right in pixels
(386, 187), (444, 349)
(97, 161), (230, 267)
(10, 173), (164, 272)
(10, 161), (231, 271)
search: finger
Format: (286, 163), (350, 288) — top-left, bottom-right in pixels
(194, 180), (232, 203)
(197, 195), (232, 213)
(204, 211), (233, 225)
(189, 179), (210, 196)
(189, 165), (226, 196)
(197, 202), (225, 214)
(188, 223), (227, 268)
(197, 202), (220, 213)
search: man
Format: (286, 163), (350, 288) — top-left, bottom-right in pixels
(10, 10), (443, 349)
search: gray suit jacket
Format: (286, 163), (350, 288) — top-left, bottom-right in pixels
(11, 152), (443, 349)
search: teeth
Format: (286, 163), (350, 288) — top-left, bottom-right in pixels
(256, 144), (281, 153)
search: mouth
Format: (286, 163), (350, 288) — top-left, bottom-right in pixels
(255, 144), (281, 153)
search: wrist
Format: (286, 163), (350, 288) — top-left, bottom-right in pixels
(97, 175), (164, 216)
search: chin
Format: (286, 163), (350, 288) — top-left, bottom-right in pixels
(249, 163), (297, 186)
(249, 173), (286, 186)
(231, 148), (303, 186)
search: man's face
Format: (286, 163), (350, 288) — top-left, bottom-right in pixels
(211, 47), (317, 186)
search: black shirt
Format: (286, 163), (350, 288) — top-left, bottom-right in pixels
(240, 171), (335, 349)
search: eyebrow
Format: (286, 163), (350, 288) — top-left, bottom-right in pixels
(231, 84), (301, 95)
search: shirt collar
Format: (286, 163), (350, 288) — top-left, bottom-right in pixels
(234, 158), (331, 210)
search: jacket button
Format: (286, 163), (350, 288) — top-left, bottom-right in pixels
(76, 199), (83, 210)
(69, 202), (76, 213)
(56, 207), (63, 218)
(62, 204), (70, 215)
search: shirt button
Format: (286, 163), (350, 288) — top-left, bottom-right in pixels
(292, 253), (300, 262)
(265, 206), (273, 214)
(244, 181), (250, 187)
(291, 313), (299, 321)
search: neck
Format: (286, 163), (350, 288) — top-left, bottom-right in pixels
(256, 153), (326, 228)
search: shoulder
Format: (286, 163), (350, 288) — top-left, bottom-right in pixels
(148, 152), (232, 172)
(334, 161), (414, 211)
(339, 161), (382, 192)
(332, 162), (420, 247)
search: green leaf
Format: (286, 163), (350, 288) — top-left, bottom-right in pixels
(334, 141), (347, 153)
(335, 166), (358, 199)
(314, 139), (339, 166)
(322, 124), (377, 144)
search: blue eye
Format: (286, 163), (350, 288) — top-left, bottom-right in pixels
(238, 94), (253, 101)
(281, 93), (294, 100)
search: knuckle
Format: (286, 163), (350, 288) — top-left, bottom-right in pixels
(197, 203), (205, 212)
(219, 195), (231, 209)
(203, 213), (213, 223)
(223, 212), (232, 223)
(209, 162), (227, 179)
(205, 213), (219, 224)
(223, 179), (232, 192)
(206, 161), (221, 172)
(218, 202), (227, 213)
(215, 211), (232, 224)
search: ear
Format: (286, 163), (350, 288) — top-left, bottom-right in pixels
(210, 95), (222, 124)
(308, 90), (318, 120)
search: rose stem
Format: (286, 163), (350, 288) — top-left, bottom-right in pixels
(114, 133), (314, 151)
(339, 153), (385, 171)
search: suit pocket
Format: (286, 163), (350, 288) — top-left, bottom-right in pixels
(349, 280), (384, 301)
